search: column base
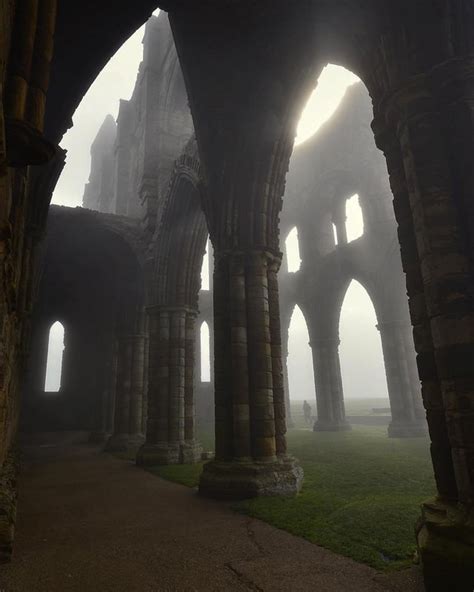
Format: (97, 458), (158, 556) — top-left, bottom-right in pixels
(416, 499), (474, 592)
(0, 449), (18, 563)
(180, 441), (203, 464)
(88, 431), (111, 444)
(104, 433), (145, 454)
(136, 440), (203, 466)
(388, 420), (427, 438)
(199, 455), (304, 499)
(313, 419), (352, 432)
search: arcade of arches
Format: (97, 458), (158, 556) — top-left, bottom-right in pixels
(0, 2), (473, 590)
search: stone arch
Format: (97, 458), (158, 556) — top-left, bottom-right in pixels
(44, 2), (161, 144)
(287, 303), (314, 405)
(311, 251), (424, 436)
(152, 137), (207, 309)
(139, 137), (207, 466)
(338, 279), (387, 398)
(23, 206), (146, 440)
(2, 4), (470, 581)
(307, 253), (378, 432)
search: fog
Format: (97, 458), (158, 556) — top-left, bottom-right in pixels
(50, 15), (389, 403)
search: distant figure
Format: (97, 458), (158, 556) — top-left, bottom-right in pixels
(303, 400), (312, 425)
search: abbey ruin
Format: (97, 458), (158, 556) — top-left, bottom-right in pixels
(0, 3), (473, 590)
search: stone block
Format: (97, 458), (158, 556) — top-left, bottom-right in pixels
(417, 499), (474, 592)
(199, 455), (303, 499)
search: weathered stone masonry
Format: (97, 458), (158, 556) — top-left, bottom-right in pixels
(0, 2), (472, 589)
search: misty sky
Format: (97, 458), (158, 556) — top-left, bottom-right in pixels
(50, 12), (390, 403)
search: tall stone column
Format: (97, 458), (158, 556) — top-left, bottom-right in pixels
(373, 55), (474, 587)
(310, 337), (351, 432)
(280, 323), (293, 428)
(168, 3), (315, 498)
(199, 250), (303, 498)
(105, 333), (146, 454)
(377, 321), (426, 437)
(137, 306), (201, 465)
(183, 312), (199, 461)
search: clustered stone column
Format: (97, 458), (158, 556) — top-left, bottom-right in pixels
(199, 249), (303, 498)
(137, 306), (201, 465)
(3, 0), (57, 166)
(373, 56), (474, 587)
(183, 312), (199, 460)
(310, 336), (351, 432)
(377, 321), (426, 437)
(105, 333), (146, 453)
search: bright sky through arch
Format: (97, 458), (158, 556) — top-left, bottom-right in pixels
(52, 9), (161, 207)
(295, 65), (360, 145)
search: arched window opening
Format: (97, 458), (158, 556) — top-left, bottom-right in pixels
(345, 194), (364, 242)
(201, 237), (210, 291)
(200, 322), (211, 382)
(287, 306), (314, 410)
(44, 321), (65, 392)
(332, 223), (338, 246)
(339, 281), (388, 402)
(295, 65), (360, 145)
(285, 227), (301, 272)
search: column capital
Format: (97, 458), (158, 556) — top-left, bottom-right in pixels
(214, 248), (283, 269)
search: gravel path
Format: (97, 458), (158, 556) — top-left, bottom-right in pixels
(0, 432), (424, 591)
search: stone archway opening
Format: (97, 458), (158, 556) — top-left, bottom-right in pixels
(285, 227), (301, 273)
(339, 280), (388, 405)
(345, 194), (364, 243)
(200, 321), (211, 383)
(295, 64), (360, 146)
(44, 321), (65, 393)
(200, 237), (211, 291)
(287, 305), (314, 423)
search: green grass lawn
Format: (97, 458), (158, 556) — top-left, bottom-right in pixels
(290, 398), (391, 428)
(144, 425), (435, 571)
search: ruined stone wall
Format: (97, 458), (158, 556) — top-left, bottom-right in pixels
(83, 12), (193, 239)
(278, 82), (425, 436)
(0, 2), (472, 585)
(22, 206), (146, 434)
(83, 115), (117, 212)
